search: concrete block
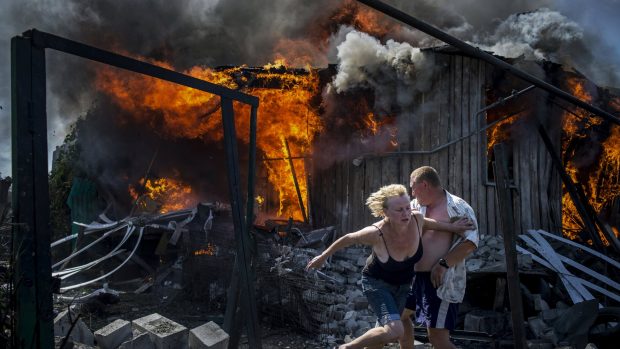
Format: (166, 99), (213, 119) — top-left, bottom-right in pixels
(189, 321), (229, 349)
(54, 309), (95, 345)
(119, 331), (153, 349)
(132, 313), (188, 349)
(94, 319), (132, 349)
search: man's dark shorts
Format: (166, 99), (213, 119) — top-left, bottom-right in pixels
(405, 272), (458, 330)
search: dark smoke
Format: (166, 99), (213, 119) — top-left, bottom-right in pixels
(1, 0), (618, 178)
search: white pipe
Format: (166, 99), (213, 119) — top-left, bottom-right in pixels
(60, 227), (144, 292)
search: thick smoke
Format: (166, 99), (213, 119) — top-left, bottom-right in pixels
(330, 30), (436, 111)
(474, 9), (584, 61)
(1, 0), (619, 177)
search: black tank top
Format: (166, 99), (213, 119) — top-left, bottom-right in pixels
(362, 215), (423, 285)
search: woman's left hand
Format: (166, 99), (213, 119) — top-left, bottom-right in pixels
(451, 218), (475, 235)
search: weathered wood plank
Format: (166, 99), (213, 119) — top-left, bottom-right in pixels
(520, 125), (532, 232)
(364, 158), (382, 226)
(448, 55), (458, 193)
(462, 56), (472, 204)
(530, 129), (541, 230)
(456, 55), (465, 196)
(382, 157), (399, 186)
(437, 55), (450, 192)
(472, 60), (485, 235)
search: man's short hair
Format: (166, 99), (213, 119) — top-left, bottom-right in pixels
(410, 166), (441, 187)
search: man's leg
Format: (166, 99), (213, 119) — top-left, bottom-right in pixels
(427, 327), (456, 349)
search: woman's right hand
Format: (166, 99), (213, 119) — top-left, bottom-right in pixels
(306, 253), (327, 271)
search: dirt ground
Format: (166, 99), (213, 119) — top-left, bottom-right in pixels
(58, 289), (493, 349)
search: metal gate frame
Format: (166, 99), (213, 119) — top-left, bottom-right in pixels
(11, 29), (260, 348)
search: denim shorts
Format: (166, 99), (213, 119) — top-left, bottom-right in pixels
(361, 274), (410, 326)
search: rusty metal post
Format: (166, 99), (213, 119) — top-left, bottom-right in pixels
(492, 143), (527, 349)
(11, 33), (54, 349)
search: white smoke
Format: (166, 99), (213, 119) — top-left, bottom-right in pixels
(330, 30), (436, 112)
(474, 9), (584, 61)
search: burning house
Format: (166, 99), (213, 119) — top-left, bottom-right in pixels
(4, 0), (620, 348)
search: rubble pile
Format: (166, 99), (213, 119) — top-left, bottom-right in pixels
(465, 234), (534, 272)
(256, 243), (376, 345)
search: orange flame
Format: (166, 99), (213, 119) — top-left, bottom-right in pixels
(98, 61), (322, 221)
(486, 112), (522, 158)
(194, 243), (217, 256)
(129, 177), (196, 213)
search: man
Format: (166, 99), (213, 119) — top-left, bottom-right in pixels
(400, 166), (479, 349)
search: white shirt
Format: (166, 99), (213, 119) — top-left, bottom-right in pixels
(411, 190), (479, 303)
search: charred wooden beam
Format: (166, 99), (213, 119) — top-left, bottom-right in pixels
(355, 0), (620, 126)
(492, 143), (527, 349)
(284, 138), (309, 224)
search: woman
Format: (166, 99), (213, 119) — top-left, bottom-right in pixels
(306, 184), (473, 349)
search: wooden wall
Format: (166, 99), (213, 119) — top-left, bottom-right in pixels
(310, 52), (562, 237)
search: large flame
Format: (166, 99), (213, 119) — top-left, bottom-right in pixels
(97, 59), (322, 220)
(561, 77), (620, 243)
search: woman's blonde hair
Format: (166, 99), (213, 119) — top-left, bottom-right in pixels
(365, 184), (409, 218)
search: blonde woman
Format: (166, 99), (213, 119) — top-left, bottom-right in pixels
(306, 184), (473, 349)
